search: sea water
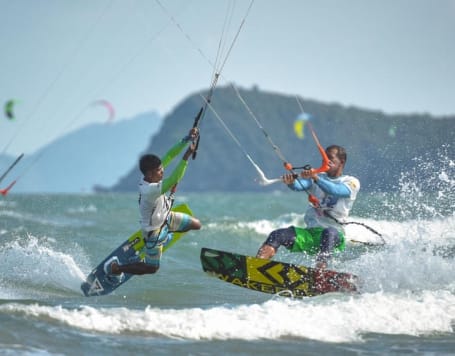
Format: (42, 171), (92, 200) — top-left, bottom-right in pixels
(0, 163), (454, 355)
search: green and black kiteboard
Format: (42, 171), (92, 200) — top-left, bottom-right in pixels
(200, 247), (359, 298)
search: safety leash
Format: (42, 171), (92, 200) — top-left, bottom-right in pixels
(324, 210), (386, 245)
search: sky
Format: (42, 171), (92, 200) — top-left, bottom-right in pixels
(1, 0), (454, 156)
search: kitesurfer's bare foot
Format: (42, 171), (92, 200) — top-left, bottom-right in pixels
(111, 261), (121, 275)
(256, 244), (276, 259)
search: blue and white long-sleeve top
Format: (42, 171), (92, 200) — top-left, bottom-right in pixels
(288, 173), (360, 231)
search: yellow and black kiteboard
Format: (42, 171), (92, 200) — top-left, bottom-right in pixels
(200, 247), (359, 298)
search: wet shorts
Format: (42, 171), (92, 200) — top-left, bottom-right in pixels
(264, 226), (345, 256)
(167, 211), (192, 233)
(290, 226), (345, 255)
(140, 211), (193, 266)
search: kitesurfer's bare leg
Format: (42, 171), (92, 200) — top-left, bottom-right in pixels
(111, 261), (159, 275)
(315, 227), (340, 270)
(168, 213), (201, 233)
(256, 227), (296, 259)
(179, 217), (201, 232)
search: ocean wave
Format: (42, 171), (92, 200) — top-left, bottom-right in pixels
(1, 290), (453, 343)
(0, 208), (92, 228)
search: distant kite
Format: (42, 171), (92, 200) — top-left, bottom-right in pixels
(4, 99), (17, 120)
(293, 112), (312, 139)
(388, 125), (397, 137)
(91, 99), (115, 122)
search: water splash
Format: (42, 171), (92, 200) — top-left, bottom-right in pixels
(0, 234), (89, 299)
(383, 144), (454, 221)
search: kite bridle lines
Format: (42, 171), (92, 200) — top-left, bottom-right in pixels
(155, 0), (254, 160)
(157, 0), (254, 198)
(156, 0), (292, 184)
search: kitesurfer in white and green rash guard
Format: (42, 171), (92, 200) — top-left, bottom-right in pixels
(105, 128), (201, 279)
(256, 145), (360, 269)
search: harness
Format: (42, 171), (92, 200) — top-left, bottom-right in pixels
(145, 186), (176, 249)
(323, 210), (386, 245)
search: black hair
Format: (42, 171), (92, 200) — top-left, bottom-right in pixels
(139, 154), (161, 175)
(326, 145), (347, 164)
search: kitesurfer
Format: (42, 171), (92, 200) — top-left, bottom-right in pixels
(256, 145), (360, 269)
(104, 128), (201, 282)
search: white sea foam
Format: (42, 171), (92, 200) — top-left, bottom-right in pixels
(0, 235), (89, 298)
(67, 204), (98, 214)
(1, 290), (454, 342)
(0, 199), (17, 208)
(346, 215), (455, 245)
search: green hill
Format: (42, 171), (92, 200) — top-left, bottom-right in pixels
(110, 86), (454, 193)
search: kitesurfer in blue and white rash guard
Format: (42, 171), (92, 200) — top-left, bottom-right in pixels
(256, 145), (360, 269)
(104, 128), (201, 280)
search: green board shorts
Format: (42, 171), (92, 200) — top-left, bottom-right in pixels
(289, 227), (346, 255)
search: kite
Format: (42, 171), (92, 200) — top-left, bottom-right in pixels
(4, 99), (17, 120)
(293, 112), (312, 139)
(91, 99), (115, 122)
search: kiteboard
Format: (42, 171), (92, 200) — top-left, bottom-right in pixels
(81, 204), (192, 297)
(200, 247), (359, 298)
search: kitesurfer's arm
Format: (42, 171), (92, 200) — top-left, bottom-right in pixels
(313, 175), (352, 197)
(282, 173), (312, 191)
(161, 128), (199, 168)
(298, 167), (352, 197)
(160, 139), (189, 169)
(161, 160), (188, 193)
(160, 129), (198, 193)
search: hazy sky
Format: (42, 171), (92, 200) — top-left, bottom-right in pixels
(1, 0), (454, 155)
